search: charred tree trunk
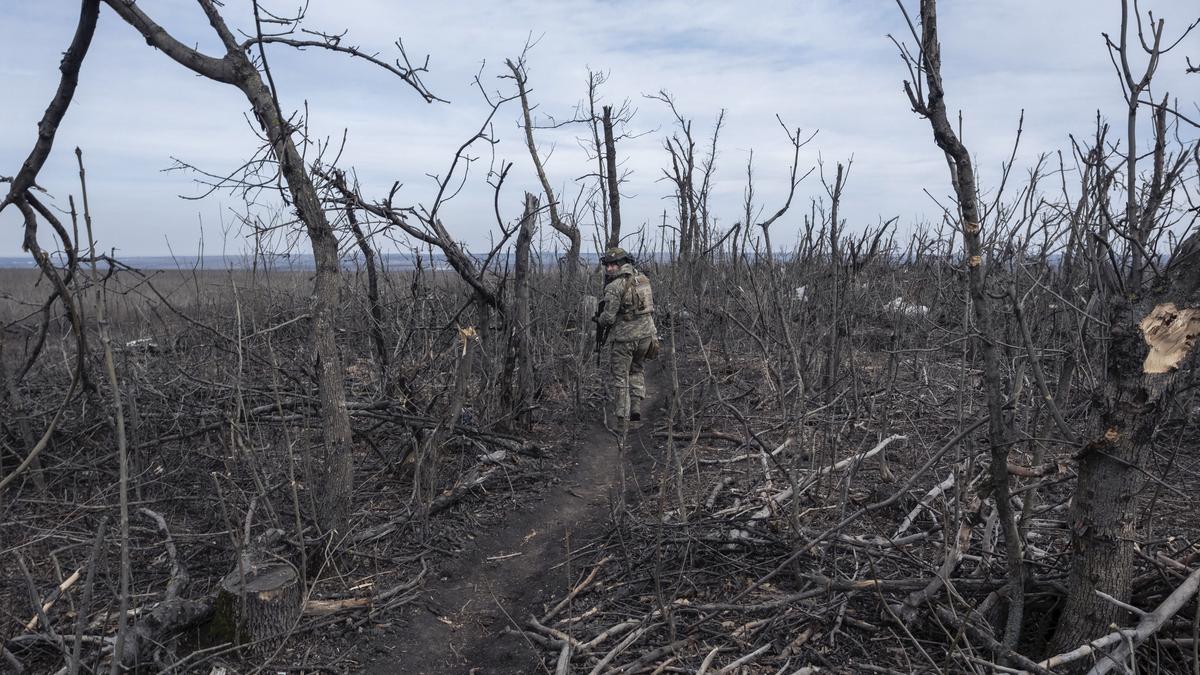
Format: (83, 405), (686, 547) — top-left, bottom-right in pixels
(346, 202), (390, 394)
(822, 163), (846, 401)
(1050, 253), (1200, 654)
(502, 193), (537, 429)
(603, 105), (623, 249)
(514, 194), (537, 427)
(585, 72), (610, 242)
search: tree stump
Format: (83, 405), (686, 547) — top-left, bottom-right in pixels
(210, 559), (301, 654)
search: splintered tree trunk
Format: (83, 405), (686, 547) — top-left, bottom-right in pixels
(502, 193), (537, 428)
(416, 326), (477, 519)
(1048, 2), (1200, 653)
(603, 105), (623, 249)
(212, 559), (301, 654)
(822, 163), (846, 402)
(1050, 298), (1200, 653)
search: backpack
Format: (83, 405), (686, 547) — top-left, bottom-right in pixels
(621, 272), (655, 318)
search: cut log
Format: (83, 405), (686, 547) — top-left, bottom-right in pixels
(303, 597), (371, 616)
(211, 560), (301, 654)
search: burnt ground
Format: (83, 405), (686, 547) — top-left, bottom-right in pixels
(361, 366), (665, 674)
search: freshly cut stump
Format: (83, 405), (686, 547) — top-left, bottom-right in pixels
(211, 560), (301, 654)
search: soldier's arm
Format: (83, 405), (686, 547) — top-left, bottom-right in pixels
(597, 282), (622, 326)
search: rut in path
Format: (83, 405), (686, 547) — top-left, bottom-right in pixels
(364, 372), (664, 674)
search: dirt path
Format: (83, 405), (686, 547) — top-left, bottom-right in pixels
(364, 369), (663, 674)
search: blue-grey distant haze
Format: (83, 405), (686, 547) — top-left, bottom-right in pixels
(2, 1), (1197, 257)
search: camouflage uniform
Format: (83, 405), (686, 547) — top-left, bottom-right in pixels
(597, 260), (656, 422)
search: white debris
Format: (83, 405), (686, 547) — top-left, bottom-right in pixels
(478, 449), (508, 464)
(123, 338), (159, 351)
(794, 285), (808, 301)
(884, 297), (929, 318)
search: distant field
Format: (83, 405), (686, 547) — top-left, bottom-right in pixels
(0, 263), (482, 345)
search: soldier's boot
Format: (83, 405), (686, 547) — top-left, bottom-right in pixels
(629, 396), (644, 422)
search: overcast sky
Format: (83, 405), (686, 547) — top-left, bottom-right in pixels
(2, 1), (1197, 257)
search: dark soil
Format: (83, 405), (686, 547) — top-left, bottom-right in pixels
(362, 368), (664, 674)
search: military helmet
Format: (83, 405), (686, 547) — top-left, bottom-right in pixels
(601, 247), (632, 265)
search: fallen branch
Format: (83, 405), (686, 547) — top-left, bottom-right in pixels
(588, 623), (656, 675)
(120, 598), (214, 669)
(303, 598), (371, 616)
(355, 462), (502, 542)
(756, 434), (906, 516)
(541, 556), (613, 624)
(701, 417), (987, 619)
(932, 605), (1054, 675)
(2, 645), (25, 674)
(138, 508), (187, 600)
(717, 643), (771, 673)
(894, 471), (954, 538)
(24, 567), (83, 631)
(896, 512), (975, 622)
(613, 638), (689, 674)
(1038, 565), (1200, 674)
(731, 434), (907, 539)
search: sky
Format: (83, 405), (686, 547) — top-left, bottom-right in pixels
(1, 0), (1197, 258)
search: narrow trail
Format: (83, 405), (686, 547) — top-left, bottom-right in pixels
(365, 367), (665, 674)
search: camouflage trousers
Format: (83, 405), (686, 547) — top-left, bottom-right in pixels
(609, 337), (651, 420)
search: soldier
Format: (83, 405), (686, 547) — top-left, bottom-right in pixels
(595, 247), (656, 424)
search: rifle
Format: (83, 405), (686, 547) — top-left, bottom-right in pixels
(593, 299), (610, 367)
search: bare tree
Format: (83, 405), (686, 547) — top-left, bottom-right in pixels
(757, 122), (816, 264)
(0, 0), (98, 398)
(649, 91), (725, 261)
(507, 56), (581, 276)
(89, 0), (439, 540)
(896, 0), (1026, 648)
(319, 78), (522, 319)
(602, 105), (624, 250)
